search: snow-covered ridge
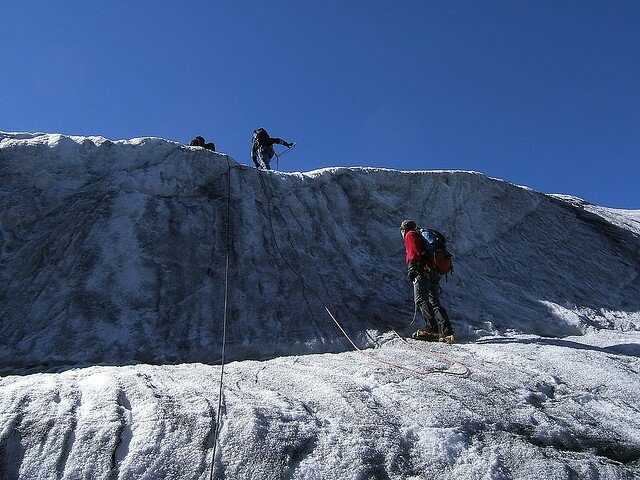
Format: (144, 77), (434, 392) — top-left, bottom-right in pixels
(1, 132), (639, 479)
(1, 132), (639, 371)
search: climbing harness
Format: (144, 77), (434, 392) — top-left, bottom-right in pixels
(209, 155), (233, 480)
(256, 169), (468, 376)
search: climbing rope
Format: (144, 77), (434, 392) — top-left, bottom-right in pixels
(389, 329), (470, 376)
(372, 303), (469, 376)
(256, 169), (467, 376)
(274, 143), (295, 171)
(374, 303), (419, 331)
(209, 155), (233, 480)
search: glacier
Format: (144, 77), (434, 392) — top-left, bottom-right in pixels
(1, 132), (639, 479)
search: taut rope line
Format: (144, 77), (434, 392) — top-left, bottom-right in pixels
(209, 155), (233, 480)
(256, 169), (468, 376)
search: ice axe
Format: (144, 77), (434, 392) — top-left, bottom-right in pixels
(274, 142), (296, 170)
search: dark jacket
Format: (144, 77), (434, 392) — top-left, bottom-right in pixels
(251, 136), (290, 160)
(251, 130), (292, 169)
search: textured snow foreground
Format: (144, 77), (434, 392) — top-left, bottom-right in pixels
(2, 331), (639, 479)
(1, 132), (639, 479)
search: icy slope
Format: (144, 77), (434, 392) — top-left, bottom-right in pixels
(1, 132), (639, 479)
(1, 132), (639, 370)
(1, 331), (638, 479)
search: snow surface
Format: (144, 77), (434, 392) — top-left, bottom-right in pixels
(1, 132), (639, 478)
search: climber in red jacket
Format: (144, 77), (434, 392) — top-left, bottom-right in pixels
(400, 220), (454, 343)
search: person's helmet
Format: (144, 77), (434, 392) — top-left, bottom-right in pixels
(400, 220), (416, 233)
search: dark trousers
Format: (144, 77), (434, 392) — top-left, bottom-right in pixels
(414, 273), (453, 336)
(258, 145), (275, 170)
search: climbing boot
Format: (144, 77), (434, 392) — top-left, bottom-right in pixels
(439, 334), (455, 344)
(411, 329), (440, 341)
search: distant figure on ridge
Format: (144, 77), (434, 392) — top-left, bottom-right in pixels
(400, 220), (455, 343)
(188, 136), (215, 151)
(251, 127), (294, 170)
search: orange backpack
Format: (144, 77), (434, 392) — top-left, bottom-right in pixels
(419, 228), (454, 277)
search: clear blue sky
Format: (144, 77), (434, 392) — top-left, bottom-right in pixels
(2, 1), (639, 208)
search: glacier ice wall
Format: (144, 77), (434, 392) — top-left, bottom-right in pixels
(1, 132), (639, 370)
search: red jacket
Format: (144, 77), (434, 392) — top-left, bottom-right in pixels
(404, 230), (425, 265)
